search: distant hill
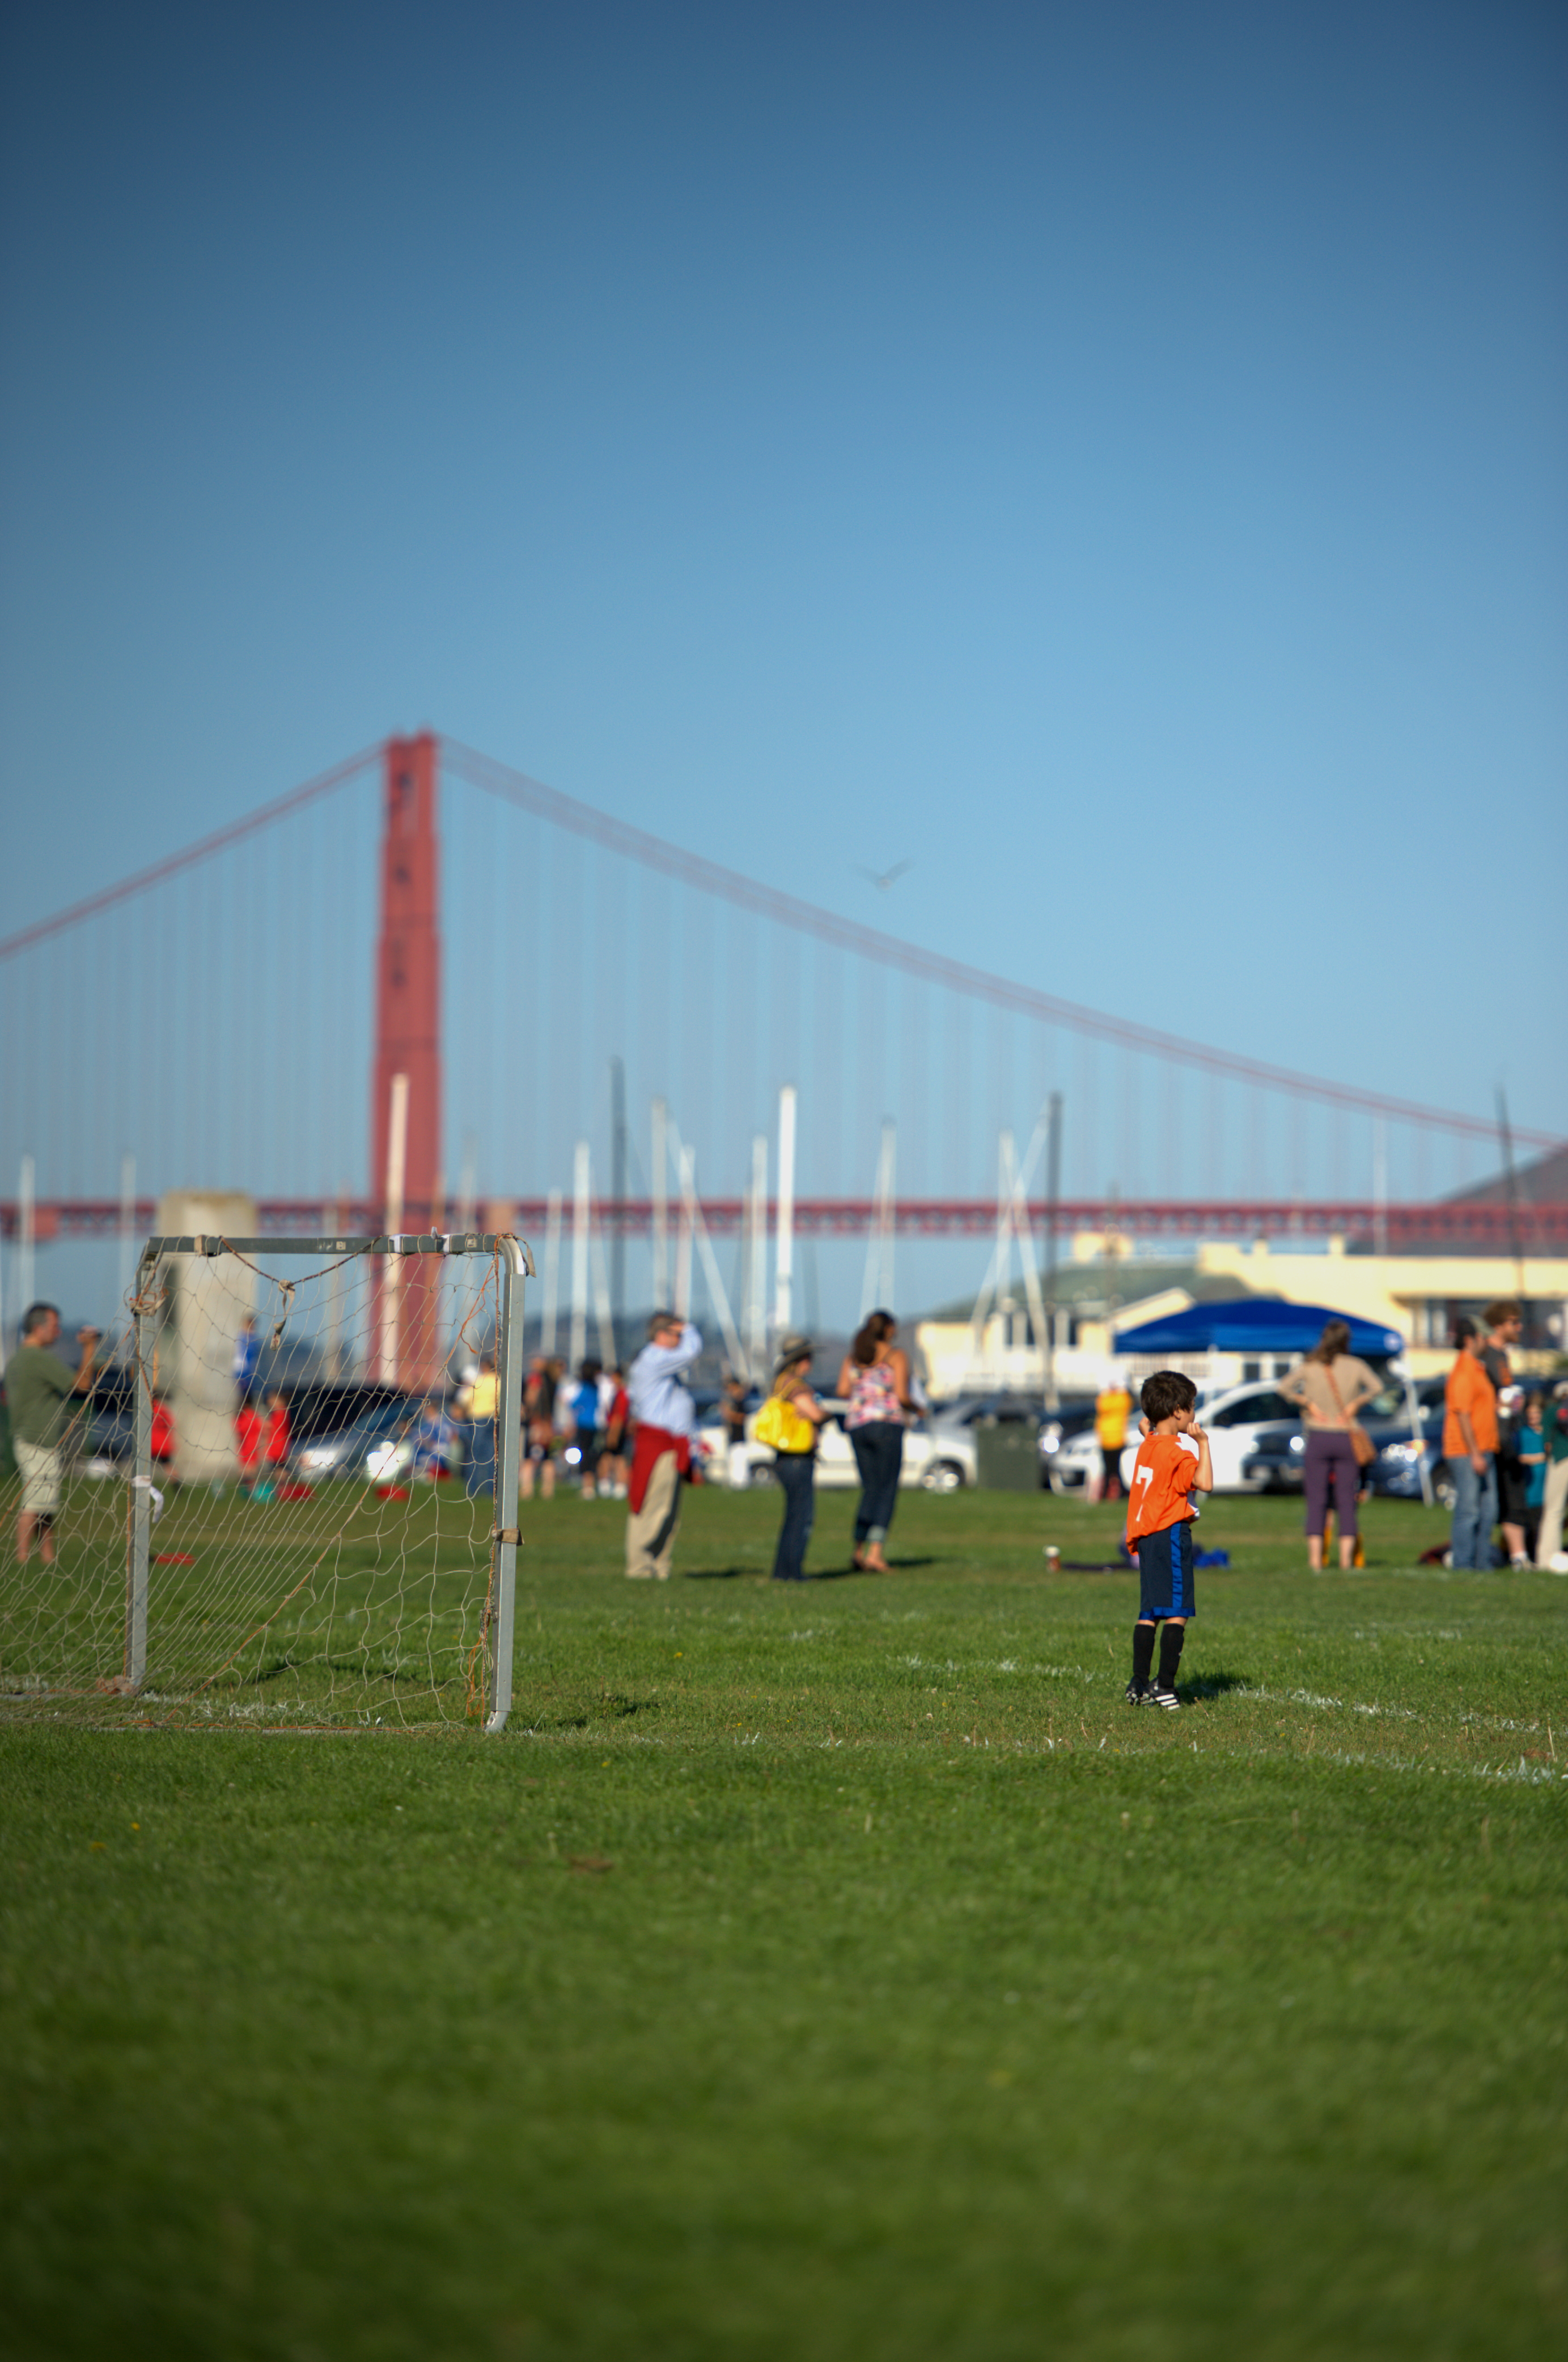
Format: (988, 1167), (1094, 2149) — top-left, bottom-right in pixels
(1445, 1143), (1568, 1208)
(914, 1262), (1266, 1327)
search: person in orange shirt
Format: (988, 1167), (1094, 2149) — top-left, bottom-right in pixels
(1124, 1369), (1213, 1711)
(1443, 1318), (1499, 1570)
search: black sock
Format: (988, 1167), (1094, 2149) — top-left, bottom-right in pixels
(1158, 1623), (1185, 1692)
(1131, 1625), (1156, 1687)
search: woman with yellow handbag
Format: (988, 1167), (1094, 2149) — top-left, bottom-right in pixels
(755, 1337), (828, 1582)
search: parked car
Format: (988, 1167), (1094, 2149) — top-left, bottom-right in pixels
(1056, 1379), (1351, 1497)
(1200, 1382), (1327, 1492)
(697, 1399), (939, 1491)
(921, 1396), (1044, 1492)
(282, 1381), (412, 1447)
(1360, 1376), (1448, 1503)
(1038, 1400), (1098, 1488)
(1049, 1399), (1174, 1495)
(1048, 1399), (1175, 1496)
(1238, 1424), (1308, 1491)
(83, 1370), (138, 1464)
(1240, 1376), (1453, 1505)
(75, 1375), (419, 1475)
(293, 1396), (425, 1484)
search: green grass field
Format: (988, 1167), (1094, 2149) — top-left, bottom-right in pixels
(3, 1480), (1565, 2360)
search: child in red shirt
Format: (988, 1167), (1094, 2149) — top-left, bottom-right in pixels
(264, 1387), (291, 1468)
(1124, 1369), (1213, 1711)
(150, 1397), (175, 1465)
(235, 1400), (264, 1494)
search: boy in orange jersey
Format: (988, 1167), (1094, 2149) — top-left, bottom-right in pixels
(1124, 1369), (1213, 1712)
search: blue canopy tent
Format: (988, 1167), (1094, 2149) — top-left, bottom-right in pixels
(1112, 1299), (1404, 1359)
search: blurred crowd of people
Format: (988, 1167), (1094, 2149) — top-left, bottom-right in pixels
(1445, 1299), (1568, 1570)
(9, 1284), (1568, 1584)
(519, 1355), (630, 1502)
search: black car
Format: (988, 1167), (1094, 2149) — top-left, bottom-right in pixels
(291, 1395), (426, 1483)
(71, 1374), (413, 1469)
(1238, 1422), (1307, 1491)
(83, 1369), (138, 1463)
(1240, 1377), (1452, 1503)
(281, 1381), (413, 1447)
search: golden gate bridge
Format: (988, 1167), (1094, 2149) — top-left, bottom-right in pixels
(2, 733), (1562, 1308)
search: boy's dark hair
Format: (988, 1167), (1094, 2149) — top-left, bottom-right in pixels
(1140, 1369), (1197, 1426)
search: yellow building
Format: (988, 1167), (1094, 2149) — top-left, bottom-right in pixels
(915, 1233), (1567, 1400)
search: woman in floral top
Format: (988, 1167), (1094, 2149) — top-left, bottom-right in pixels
(837, 1311), (916, 1572)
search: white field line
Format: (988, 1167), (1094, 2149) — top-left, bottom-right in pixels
(1236, 1683), (1419, 1722)
(888, 1659), (1543, 1741)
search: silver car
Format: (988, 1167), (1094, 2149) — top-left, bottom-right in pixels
(294, 1398), (423, 1485)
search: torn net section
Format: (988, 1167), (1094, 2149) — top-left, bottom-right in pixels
(0, 1243), (505, 1729)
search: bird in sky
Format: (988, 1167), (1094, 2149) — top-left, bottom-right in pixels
(855, 859), (914, 891)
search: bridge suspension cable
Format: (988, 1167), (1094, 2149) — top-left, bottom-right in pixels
(1, 734), (1560, 1246)
(0, 743), (381, 966)
(442, 737), (1557, 1152)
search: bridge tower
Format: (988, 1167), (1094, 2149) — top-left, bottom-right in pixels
(372, 731), (443, 1383)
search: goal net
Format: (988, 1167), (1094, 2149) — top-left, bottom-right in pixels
(0, 1232), (527, 1731)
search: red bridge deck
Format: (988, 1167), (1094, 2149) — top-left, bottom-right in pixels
(6, 1199), (1566, 1252)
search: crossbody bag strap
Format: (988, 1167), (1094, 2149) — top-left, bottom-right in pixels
(1324, 1359), (1376, 1465)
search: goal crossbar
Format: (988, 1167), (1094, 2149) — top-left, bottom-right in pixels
(147, 1232), (523, 1257)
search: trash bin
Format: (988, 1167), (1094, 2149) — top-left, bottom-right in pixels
(975, 1415), (1040, 1491)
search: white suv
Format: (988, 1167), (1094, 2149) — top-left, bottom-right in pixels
(1049, 1380), (1304, 1496)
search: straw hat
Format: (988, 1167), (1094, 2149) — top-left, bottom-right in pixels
(774, 1335), (814, 1373)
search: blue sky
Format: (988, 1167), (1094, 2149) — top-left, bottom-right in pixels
(2, 0), (1563, 1162)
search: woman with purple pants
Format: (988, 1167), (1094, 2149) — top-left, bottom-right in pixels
(1279, 1320), (1383, 1571)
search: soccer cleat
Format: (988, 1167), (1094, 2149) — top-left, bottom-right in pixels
(1124, 1680), (1155, 1706)
(1151, 1685), (1181, 1711)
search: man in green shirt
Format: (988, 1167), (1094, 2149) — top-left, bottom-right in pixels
(10, 1303), (100, 1567)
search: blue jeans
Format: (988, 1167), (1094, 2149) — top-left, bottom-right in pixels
(464, 1422), (496, 1500)
(850, 1421), (904, 1545)
(772, 1453), (816, 1580)
(1449, 1452), (1498, 1569)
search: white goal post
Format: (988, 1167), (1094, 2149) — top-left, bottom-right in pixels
(115, 1229), (531, 1731)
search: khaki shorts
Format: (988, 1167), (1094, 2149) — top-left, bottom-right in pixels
(15, 1439), (62, 1517)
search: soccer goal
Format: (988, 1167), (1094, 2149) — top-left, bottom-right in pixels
(0, 1231), (529, 1731)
